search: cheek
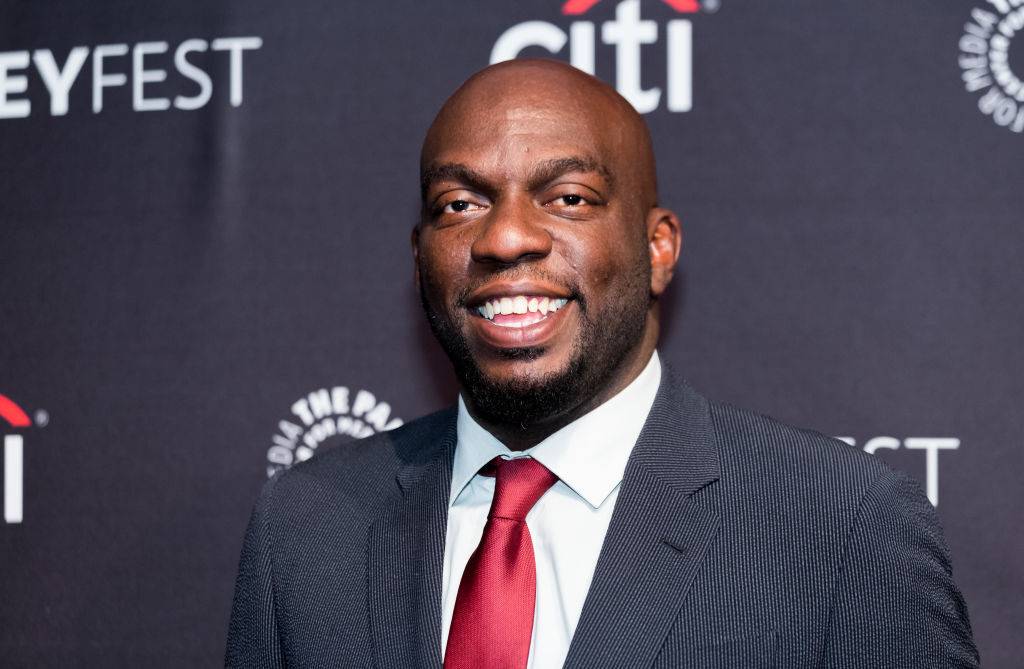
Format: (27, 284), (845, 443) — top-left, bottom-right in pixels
(418, 230), (475, 308)
(567, 229), (644, 297)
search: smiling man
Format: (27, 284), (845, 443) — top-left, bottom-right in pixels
(226, 60), (978, 668)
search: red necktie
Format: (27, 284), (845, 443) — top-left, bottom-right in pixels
(444, 456), (559, 669)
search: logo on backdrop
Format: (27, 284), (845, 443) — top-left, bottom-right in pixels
(959, 1), (1024, 133)
(1, 393), (48, 524)
(490, 0), (719, 114)
(266, 385), (404, 478)
(838, 436), (960, 507)
(0, 36), (262, 119)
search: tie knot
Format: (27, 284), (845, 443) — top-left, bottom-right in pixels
(481, 457), (558, 522)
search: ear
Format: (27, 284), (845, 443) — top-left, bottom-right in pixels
(646, 207), (682, 298)
(411, 223), (422, 293)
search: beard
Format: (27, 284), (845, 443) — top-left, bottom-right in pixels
(418, 261), (651, 430)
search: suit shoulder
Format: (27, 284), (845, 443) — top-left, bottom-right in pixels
(707, 399), (893, 501)
(262, 407), (456, 516)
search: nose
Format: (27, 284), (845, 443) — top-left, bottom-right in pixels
(470, 195), (553, 266)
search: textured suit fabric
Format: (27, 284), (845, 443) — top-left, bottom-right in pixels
(226, 370), (978, 668)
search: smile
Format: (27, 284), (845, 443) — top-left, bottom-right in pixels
(474, 295), (569, 328)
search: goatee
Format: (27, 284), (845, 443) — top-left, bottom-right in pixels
(417, 266), (650, 430)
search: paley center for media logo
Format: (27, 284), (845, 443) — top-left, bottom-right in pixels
(266, 385), (404, 478)
(1, 393), (48, 524)
(490, 0), (720, 114)
(959, 0), (1024, 133)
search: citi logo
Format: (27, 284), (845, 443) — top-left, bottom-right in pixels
(1, 393), (45, 524)
(490, 0), (719, 114)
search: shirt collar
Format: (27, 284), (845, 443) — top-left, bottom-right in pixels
(451, 351), (662, 510)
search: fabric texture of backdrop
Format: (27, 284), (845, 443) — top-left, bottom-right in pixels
(0, 0), (1020, 666)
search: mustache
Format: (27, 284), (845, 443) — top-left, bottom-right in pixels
(453, 268), (587, 310)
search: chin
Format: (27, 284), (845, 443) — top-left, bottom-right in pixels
(461, 346), (587, 427)
(475, 346), (573, 384)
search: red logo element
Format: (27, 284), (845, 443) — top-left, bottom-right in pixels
(562, 0), (700, 15)
(0, 394), (31, 428)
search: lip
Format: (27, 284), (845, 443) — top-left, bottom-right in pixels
(465, 280), (572, 308)
(468, 299), (575, 350)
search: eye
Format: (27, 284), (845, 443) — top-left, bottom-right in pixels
(542, 189), (601, 218)
(547, 193), (592, 209)
(440, 199), (483, 215)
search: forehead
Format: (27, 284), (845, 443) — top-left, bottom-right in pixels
(422, 93), (622, 180)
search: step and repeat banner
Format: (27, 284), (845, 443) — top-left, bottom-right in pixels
(1, 0), (1021, 665)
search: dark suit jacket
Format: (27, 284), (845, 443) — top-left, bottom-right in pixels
(226, 370), (978, 668)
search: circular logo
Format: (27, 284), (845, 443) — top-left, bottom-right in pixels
(265, 385), (404, 478)
(959, 3), (1024, 133)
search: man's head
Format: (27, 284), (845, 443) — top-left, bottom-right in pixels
(414, 59), (681, 447)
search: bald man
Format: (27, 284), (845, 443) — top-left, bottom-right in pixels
(226, 61), (978, 668)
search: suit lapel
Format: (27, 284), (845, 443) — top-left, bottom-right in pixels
(367, 411), (456, 669)
(564, 373), (722, 669)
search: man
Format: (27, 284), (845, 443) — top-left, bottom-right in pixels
(226, 60), (978, 668)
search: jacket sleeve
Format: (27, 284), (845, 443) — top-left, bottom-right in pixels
(225, 476), (286, 668)
(822, 469), (979, 668)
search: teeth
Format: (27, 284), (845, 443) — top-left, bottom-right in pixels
(476, 296), (569, 320)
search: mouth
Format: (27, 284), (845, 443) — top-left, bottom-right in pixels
(464, 284), (576, 351)
(473, 295), (570, 328)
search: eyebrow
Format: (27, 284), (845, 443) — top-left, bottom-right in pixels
(420, 155), (614, 202)
(420, 163), (490, 201)
(526, 156), (614, 193)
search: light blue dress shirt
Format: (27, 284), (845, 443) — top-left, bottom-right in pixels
(441, 351), (662, 669)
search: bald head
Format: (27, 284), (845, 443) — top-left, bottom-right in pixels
(412, 59), (682, 448)
(421, 59), (659, 211)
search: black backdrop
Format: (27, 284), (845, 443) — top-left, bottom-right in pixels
(1, 1), (1021, 666)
